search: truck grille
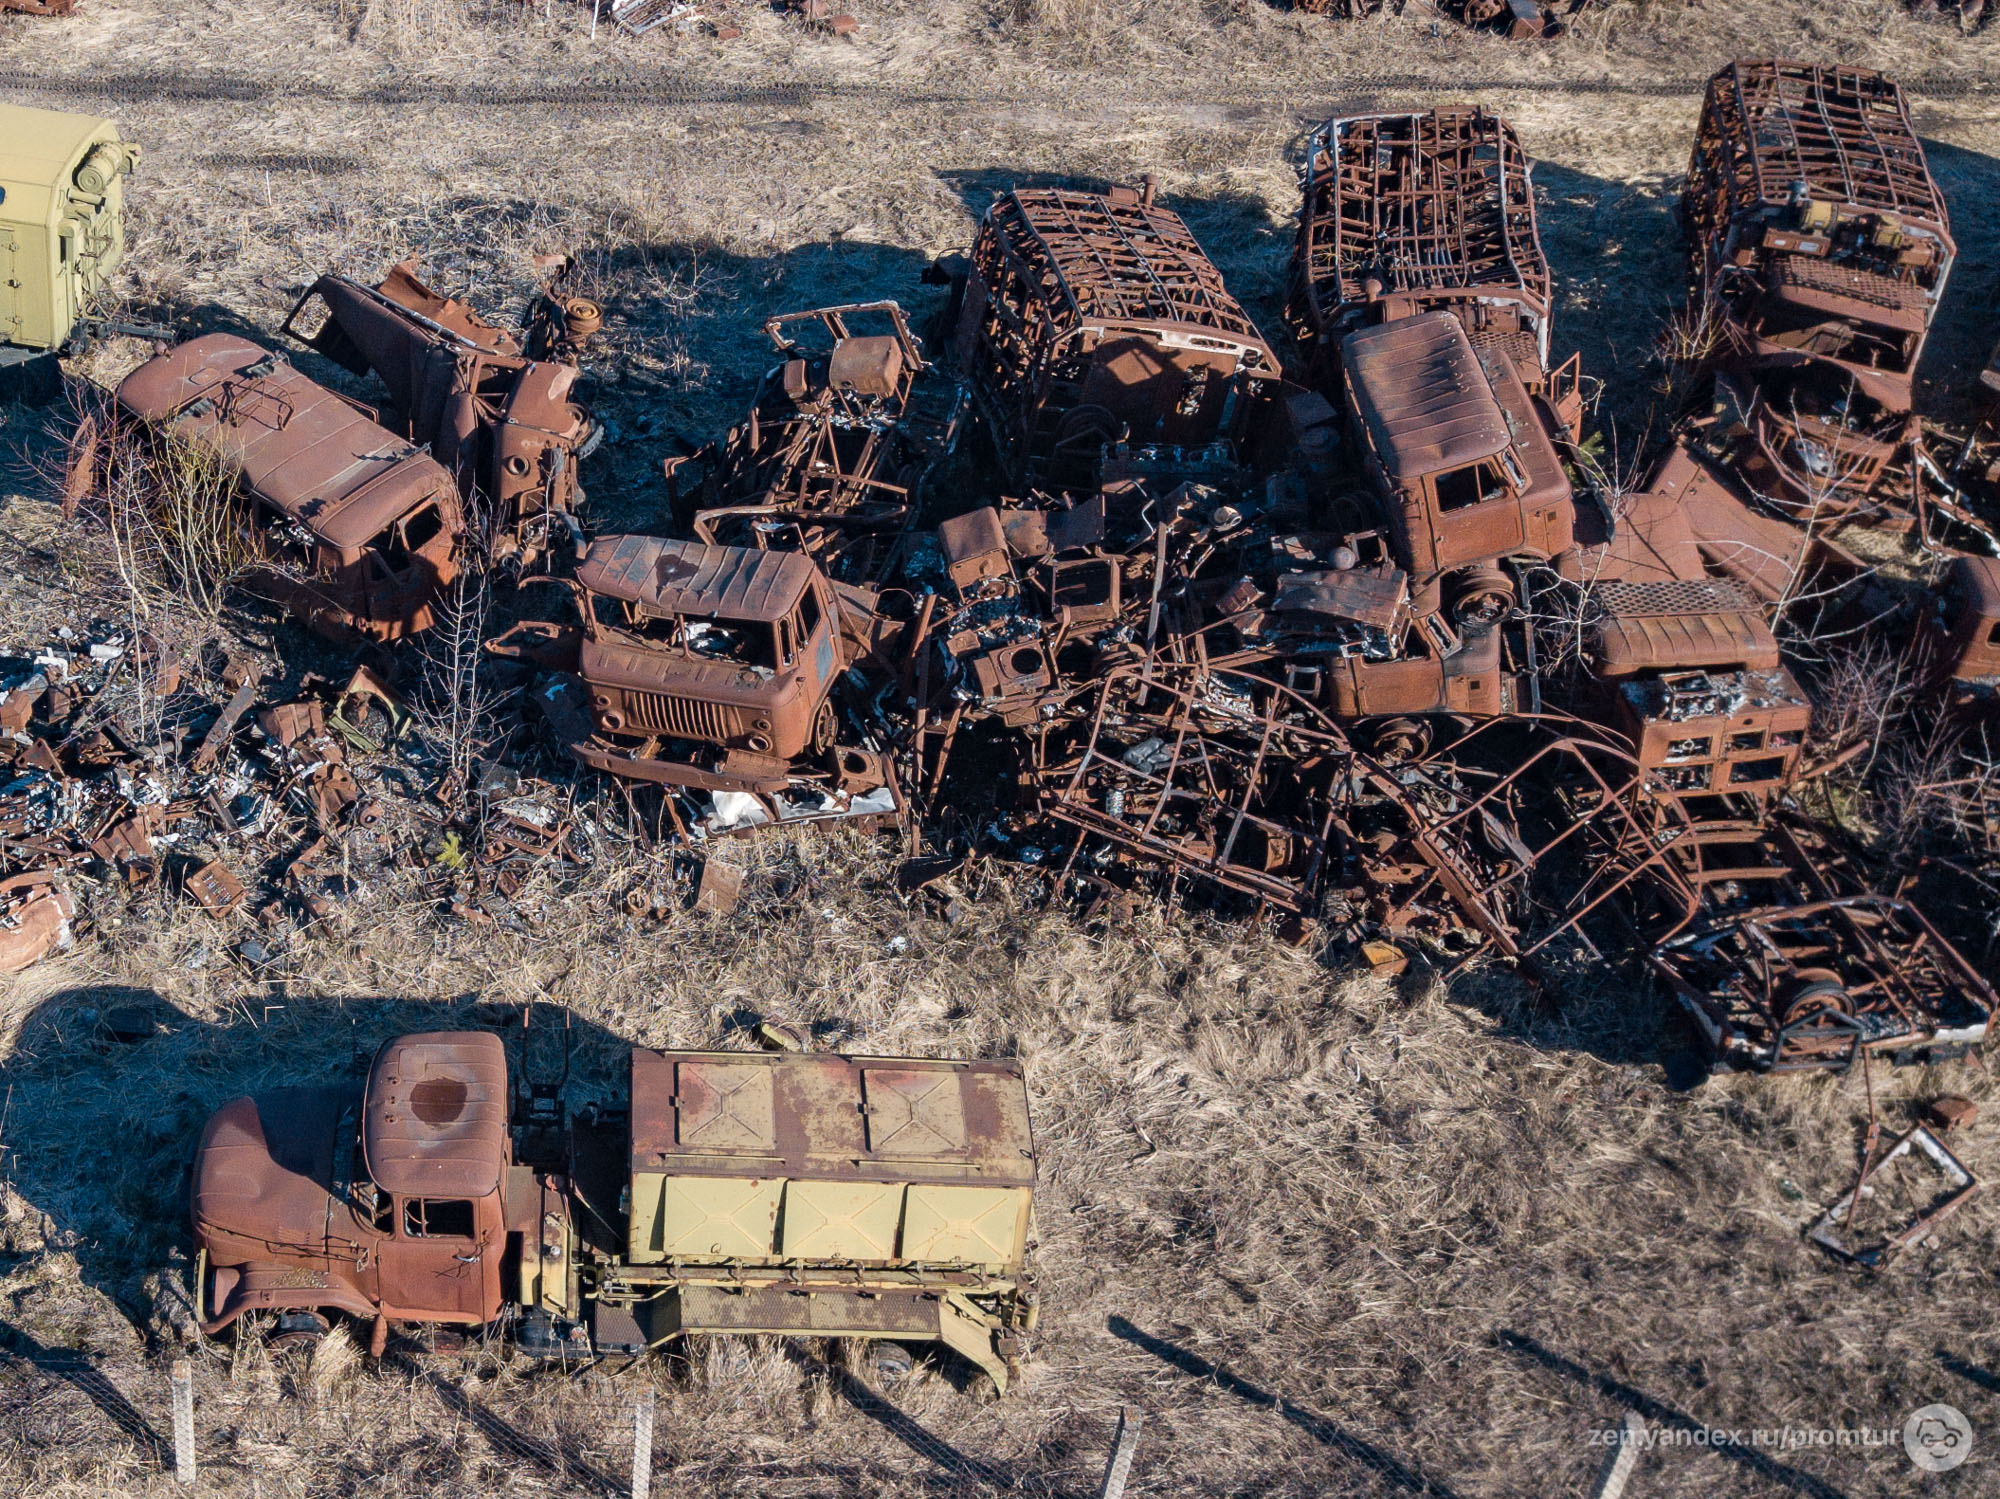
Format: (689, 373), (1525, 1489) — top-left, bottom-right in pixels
(624, 691), (730, 743)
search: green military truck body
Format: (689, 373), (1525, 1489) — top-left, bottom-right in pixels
(0, 103), (137, 359)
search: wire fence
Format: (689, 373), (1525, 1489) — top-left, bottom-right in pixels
(0, 1344), (1138, 1498)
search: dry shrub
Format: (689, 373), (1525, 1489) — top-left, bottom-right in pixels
(61, 396), (259, 632)
(1006, 0), (1120, 48)
(1651, 293), (1723, 419)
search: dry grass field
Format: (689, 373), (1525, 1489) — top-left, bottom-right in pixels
(2, 2), (2000, 1496)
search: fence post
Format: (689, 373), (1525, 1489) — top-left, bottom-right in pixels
(1098, 1405), (1143, 1499)
(631, 1387), (656, 1499)
(1590, 1410), (1644, 1499)
(170, 1357), (195, 1485)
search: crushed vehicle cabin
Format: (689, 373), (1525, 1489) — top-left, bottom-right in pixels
(113, 334), (466, 643)
(191, 1029), (1038, 1393)
(0, 103), (140, 365)
(282, 260), (600, 569)
(1683, 61), (1955, 527)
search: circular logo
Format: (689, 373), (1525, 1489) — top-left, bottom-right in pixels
(1904, 1404), (1973, 1473)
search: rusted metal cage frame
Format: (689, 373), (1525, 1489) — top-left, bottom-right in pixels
(961, 187), (1280, 489)
(687, 301), (957, 581)
(1039, 662), (1346, 912)
(1689, 62), (1950, 250)
(1290, 108), (1552, 360)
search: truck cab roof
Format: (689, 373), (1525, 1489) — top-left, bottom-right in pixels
(362, 1032), (508, 1199)
(578, 535), (818, 624)
(1342, 312), (1512, 486)
(115, 334), (455, 552)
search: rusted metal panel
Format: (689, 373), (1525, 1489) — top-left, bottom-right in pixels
(361, 1032), (509, 1199)
(0, 870), (74, 972)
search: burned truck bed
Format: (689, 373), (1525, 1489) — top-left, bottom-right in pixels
(1684, 61), (1955, 528)
(956, 180), (1283, 494)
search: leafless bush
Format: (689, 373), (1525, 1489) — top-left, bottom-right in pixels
(61, 395), (257, 631)
(410, 564), (500, 806)
(1652, 293), (1723, 419)
(52, 391), (272, 745)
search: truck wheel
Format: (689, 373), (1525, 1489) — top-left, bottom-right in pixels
(270, 1309), (330, 1351)
(811, 700), (838, 757)
(1450, 571), (1515, 628)
(866, 1342), (914, 1385)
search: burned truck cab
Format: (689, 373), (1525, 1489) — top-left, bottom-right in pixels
(489, 535), (886, 813)
(193, 1033), (511, 1345)
(114, 334), (464, 643)
(1339, 312), (1574, 626)
(284, 260), (598, 567)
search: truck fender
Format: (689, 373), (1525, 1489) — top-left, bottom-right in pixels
(936, 1292), (1010, 1394)
(199, 1263), (377, 1337)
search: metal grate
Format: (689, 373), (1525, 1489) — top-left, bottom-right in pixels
(624, 691), (730, 742)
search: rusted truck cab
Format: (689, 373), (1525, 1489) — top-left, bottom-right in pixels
(491, 535), (850, 792)
(1933, 555), (2000, 702)
(1340, 312), (1574, 625)
(1684, 61), (1953, 522)
(193, 1033), (511, 1346)
(1590, 593), (1811, 805)
(114, 334), (463, 642)
(957, 181), (1283, 493)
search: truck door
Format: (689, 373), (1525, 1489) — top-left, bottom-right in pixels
(384, 1194), (499, 1322)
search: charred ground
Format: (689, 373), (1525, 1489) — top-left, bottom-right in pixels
(4, 3), (2000, 1497)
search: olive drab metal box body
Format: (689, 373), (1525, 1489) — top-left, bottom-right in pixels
(0, 104), (138, 355)
(627, 1049), (1035, 1270)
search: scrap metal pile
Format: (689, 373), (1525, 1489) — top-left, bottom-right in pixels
(35, 63), (2000, 1077)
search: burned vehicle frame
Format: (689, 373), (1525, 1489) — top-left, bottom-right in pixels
(112, 334), (466, 644)
(1287, 107), (1583, 439)
(1683, 61), (1955, 528)
(955, 180), (1283, 494)
(669, 301), (963, 584)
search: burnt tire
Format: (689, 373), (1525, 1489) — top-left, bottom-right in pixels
(269, 1309), (330, 1351)
(1450, 575), (1515, 629)
(811, 700), (838, 757)
(866, 1342), (915, 1385)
